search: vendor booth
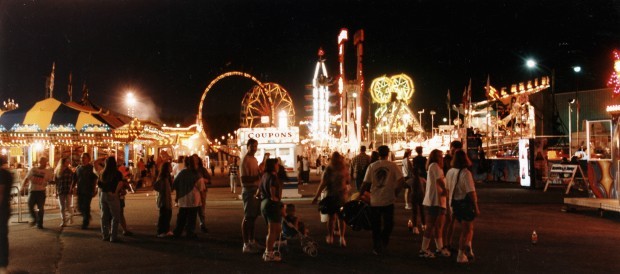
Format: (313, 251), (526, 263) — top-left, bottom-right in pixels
(237, 127), (301, 198)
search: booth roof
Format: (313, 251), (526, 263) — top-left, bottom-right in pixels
(0, 98), (105, 131)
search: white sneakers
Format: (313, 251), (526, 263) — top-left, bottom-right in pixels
(263, 251), (282, 262)
(242, 242), (263, 254)
(412, 227), (420, 235)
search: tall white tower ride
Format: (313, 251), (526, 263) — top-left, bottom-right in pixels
(312, 48), (331, 144)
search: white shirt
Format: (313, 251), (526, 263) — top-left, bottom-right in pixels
(363, 159), (404, 207)
(423, 163), (446, 208)
(401, 158), (411, 178)
(445, 168), (475, 208)
(240, 154), (259, 188)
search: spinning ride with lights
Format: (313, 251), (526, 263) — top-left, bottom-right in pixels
(370, 74), (422, 134)
(240, 82), (295, 128)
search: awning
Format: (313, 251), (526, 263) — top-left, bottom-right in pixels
(0, 98), (106, 132)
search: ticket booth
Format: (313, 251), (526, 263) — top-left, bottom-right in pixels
(237, 127), (301, 198)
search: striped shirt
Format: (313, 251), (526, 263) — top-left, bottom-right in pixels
(229, 164), (239, 176)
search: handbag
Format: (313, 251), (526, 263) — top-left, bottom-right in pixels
(451, 169), (476, 221)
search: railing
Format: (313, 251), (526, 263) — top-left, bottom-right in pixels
(10, 186), (26, 223)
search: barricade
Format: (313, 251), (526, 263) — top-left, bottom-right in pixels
(10, 186), (27, 223)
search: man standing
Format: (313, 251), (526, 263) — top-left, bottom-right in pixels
(350, 146), (371, 191)
(21, 157), (53, 229)
(240, 138), (263, 253)
(0, 156), (13, 273)
(74, 153), (98, 229)
(362, 145), (404, 255)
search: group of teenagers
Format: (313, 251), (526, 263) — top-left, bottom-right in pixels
(308, 140), (480, 264)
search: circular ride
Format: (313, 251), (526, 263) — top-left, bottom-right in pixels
(240, 82), (295, 128)
(369, 74), (422, 134)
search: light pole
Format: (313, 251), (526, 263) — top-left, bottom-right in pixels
(430, 110), (436, 138)
(125, 92), (136, 118)
(527, 58), (556, 136)
(573, 66), (581, 149)
(418, 109), (424, 132)
(568, 99), (576, 156)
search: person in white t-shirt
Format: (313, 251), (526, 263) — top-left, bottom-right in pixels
(419, 149), (449, 258)
(445, 150), (480, 263)
(361, 145), (404, 255)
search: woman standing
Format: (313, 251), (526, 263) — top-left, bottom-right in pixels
(153, 162), (173, 237)
(53, 157), (74, 227)
(446, 150), (480, 263)
(419, 149), (450, 258)
(258, 158), (283, 262)
(96, 157), (124, 242)
(172, 155), (204, 239)
(312, 152), (350, 247)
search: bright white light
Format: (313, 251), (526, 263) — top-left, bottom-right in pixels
(526, 59), (536, 68)
(573, 66), (582, 73)
(278, 110), (288, 129)
(34, 142), (44, 151)
(1, 148), (6, 155)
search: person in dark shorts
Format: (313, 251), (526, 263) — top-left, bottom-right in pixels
(258, 158), (283, 262)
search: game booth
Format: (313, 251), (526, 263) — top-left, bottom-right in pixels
(237, 127), (302, 198)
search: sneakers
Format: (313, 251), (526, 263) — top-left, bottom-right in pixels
(263, 251), (282, 262)
(157, 233), (168, 238)
(457, 253), (469, 263)
(407, 220), (413, 232)
(122, 231), (134, 236)
(421, 225), (427, 232)
(242, 243), (261, 254)
(405, 204), (412, 210)
(419, 249), (436, 258)
(436, 247), (451, 257)
(412, 227), (420, 235)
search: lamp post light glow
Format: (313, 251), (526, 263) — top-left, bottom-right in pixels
(526, 58), (555, 93)
(125, 92), (136, 118)
(573, 66), (582, 73)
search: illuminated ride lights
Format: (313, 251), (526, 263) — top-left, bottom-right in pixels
(608, 49), (620, 97)
(370, 74), (421, 134)
(240, 82), (295, 128)
(311, 48), (331, 143)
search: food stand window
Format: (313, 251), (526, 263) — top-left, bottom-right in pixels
(586, 120), (612, 160)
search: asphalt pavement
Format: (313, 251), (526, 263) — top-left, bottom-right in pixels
(5, 168), (620, 274)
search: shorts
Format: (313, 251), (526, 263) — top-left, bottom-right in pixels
(242, 187), (261, 218)
(261, 199), (283, 223)
(424, 206), (446, 217)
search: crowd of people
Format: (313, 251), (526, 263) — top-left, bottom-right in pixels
(0, 138), (482, 270)
(309, 140), (480, 263)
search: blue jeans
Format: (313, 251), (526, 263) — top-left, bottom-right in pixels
(99, 191), (121, 240)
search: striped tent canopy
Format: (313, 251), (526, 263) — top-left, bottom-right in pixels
(0, 98), (106, 132)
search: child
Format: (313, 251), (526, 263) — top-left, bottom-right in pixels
(282, 204), (307, 239)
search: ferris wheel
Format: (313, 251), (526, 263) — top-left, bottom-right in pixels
(240, 82), (296, 128)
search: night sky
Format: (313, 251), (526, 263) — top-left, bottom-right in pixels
(1, 0), (620, 138)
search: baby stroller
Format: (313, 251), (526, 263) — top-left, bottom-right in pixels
(340, 199), (372, 231)
(275, 220), (319, 258)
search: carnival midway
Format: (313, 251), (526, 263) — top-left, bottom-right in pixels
(1, 28), (620, 215)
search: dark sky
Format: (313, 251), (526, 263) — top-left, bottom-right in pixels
(1, 0), (620, 137)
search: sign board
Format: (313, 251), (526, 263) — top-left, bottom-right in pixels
(237, 127), (299, 146)
(518, 138), (531, 187)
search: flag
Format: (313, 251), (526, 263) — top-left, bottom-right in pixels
(68, 72), (73, 102)
(446, 89), (451, 108)
(485, 74), (490, 99)
(48, 62), (55, 98)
